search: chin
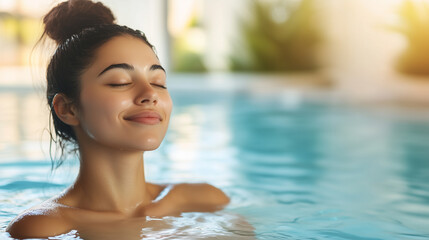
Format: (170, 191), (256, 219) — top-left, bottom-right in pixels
(116, 142), (161, 152)
(134, 138), (163, 151)
(142, 143), (161, 151)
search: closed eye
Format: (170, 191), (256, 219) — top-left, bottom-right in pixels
(151, 83), (167, 89)
(108, 83), (131, 87)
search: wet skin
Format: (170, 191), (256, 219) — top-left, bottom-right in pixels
(6, 35), (229, 239)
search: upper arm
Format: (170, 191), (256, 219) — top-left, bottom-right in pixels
(147, 182), (168, 201)
(175, 183), (230, 211)
(195, 183), (230, 206)
(143, 183), (230, 217)
(6, 210), (71, 239)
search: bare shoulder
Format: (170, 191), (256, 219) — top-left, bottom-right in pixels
(6, 201), (72, 239)
(169, 183), (230, 211)
(147, 182), (168, 200)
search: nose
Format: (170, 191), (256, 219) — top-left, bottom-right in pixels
(135, 81), (158, 106)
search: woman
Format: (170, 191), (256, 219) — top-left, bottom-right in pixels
(6, 0), (229, 238)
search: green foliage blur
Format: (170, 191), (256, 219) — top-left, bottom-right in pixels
(171, 15), (207, 72)
(0, 15), (40, 45)
(171, 37), (207, 72)
(230, 0), (322, 72)
(392, 0), (429, 76)
(0, 13), (42, 65)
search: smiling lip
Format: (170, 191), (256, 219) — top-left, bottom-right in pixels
(125, 111), (162, 125)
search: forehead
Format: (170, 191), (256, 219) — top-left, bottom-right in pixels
(85, 35), (159, 76)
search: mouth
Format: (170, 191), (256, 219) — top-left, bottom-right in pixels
(124, 111), (162, 125)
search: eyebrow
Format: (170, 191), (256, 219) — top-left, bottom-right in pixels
(98, 63), (165, 76)
(150, 64), (166, 73)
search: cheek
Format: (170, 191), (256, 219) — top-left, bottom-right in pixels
(164, 94), (173, 113)
(79, 89), (131, 135)
(162, 94), (173, 119)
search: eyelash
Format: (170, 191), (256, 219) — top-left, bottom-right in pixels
(108, 83), (167, 89)
(108, 83), (131, 87)
(151, 83), (167, 89)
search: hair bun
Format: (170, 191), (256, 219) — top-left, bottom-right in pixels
(43, 0), (115, 44)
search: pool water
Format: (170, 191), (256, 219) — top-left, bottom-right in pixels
(1, 77), (429, 239)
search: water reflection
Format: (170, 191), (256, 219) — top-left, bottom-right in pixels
(392, 121), (429, 231)
(0, 90), (49, 161)
(1, 82), (429, 239)
(225, 90), (429, 238)
(229, 92), (325, 192)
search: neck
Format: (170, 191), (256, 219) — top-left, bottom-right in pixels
(68, 142), (152, 215)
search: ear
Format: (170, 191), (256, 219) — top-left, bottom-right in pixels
(52, 93), (79, 126)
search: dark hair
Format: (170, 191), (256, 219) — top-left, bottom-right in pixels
(42, 0), (155, 168)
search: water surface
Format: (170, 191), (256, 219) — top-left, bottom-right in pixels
(1, 77), (429, 239)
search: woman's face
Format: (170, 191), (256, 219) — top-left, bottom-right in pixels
(75, 35), (172, 151)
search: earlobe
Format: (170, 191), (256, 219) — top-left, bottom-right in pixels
(52, 93), (79, 126)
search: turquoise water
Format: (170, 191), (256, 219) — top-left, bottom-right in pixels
(1, 78), (429, 239)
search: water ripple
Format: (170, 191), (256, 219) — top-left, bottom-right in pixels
(0, 180), (65, 190)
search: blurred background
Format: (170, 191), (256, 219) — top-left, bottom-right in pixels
(2, 1), (429, 238)
(1, 0), (429, 160)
